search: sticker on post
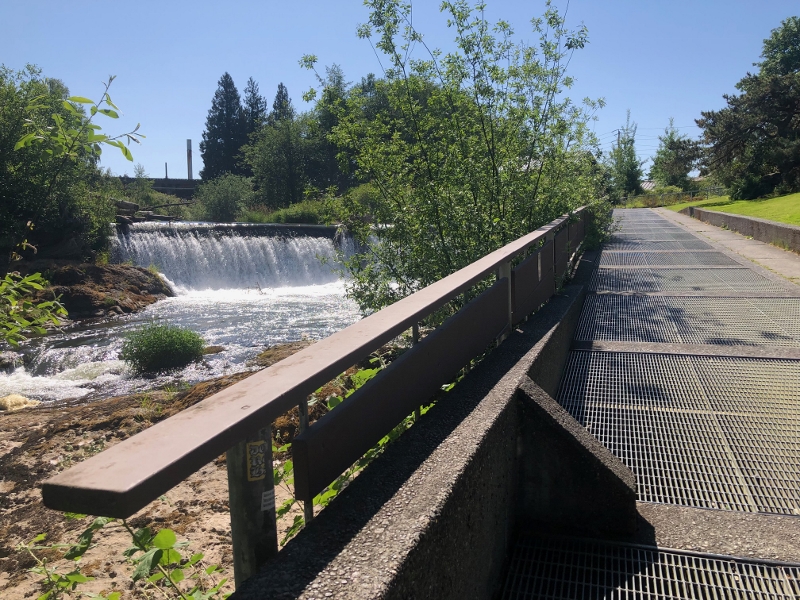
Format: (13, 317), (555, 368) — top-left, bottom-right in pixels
(261, 488), (276, 512)
(246, 440), (268, 481)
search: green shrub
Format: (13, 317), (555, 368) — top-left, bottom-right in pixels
(120, 324), (204, 373)
(267, 200), (325, 224)
(195, 174), (253, 222)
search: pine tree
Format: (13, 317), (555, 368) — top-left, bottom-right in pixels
(199, 72), (246, 180)
(269, 83), (294, 125)
(606, 110), (644, 202)
(649, 118), (700, 191)
(243, 77), (267, 138)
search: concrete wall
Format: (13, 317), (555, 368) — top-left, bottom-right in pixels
(681, 207), (800, 253)
(232, 252), (637, 600)
(115, 176), (199, 199)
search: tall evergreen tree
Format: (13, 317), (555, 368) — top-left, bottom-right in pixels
(606, 110), (644, 202)
(199, 72), (246, 180)
(242, 76), (267, 137)
(245, 84), (304, 208)
(269, 83), (294, 125)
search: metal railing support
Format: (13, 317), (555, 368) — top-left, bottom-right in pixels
(497, 260), (513, 342)
(298, 398), (314, 523)
(412, 323), (421, 421)
(226, 425), (277, 587)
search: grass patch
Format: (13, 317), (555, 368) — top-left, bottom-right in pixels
(667, 192), (800, 226)
(121, 323), (205, 373)
(666, 196), (733, 212)
(241, 199), (327, 225)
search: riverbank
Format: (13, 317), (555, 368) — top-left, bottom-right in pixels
(11, 260), (174, 321)
(0, 340), (317, 599)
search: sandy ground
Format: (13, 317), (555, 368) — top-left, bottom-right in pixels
(0, 342), (320, 599)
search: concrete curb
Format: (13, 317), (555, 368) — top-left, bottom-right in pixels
(680, 207), (800, 254)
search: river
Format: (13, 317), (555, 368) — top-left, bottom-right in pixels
(0, 223), (361, 404)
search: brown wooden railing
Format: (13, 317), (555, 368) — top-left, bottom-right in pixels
(41, 208), (586, 585)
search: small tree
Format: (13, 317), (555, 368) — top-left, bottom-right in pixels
(649, 118), (700, 191)
(199, 72), (246, 180)
(606, 110), (644, 202)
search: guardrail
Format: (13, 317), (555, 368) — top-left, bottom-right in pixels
(41, 207), (587, 586)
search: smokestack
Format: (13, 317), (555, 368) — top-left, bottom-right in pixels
(187, 139), (193, 180)
(165, 162), (168, 179)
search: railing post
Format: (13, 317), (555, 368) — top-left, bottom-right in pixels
(412, 323), (421, 421)
(298, 398), (314, 523)
(497, 260), (512, 342)
(226, 425), (278, 587)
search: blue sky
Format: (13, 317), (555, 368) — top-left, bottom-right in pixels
(2, 1), (796, 179)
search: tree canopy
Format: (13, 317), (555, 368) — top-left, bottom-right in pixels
(697, 16), (800, 199)
(303, 0), (606, 313)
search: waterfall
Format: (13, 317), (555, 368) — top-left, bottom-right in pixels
(110, 223), (352, 291)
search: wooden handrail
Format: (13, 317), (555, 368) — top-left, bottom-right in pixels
(41, 208), (583, 518)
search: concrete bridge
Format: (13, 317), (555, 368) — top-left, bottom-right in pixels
(43, 208), (800, 598)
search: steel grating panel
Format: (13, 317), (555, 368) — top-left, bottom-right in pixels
(645, 252), (740, 267)
(576, 296), (800, 348)
(557, 352), (800, 513)
(611, 232), (700, 242)
(605, 240), (714, 251)
(600, 252), (650, 266)
(590, 268), (789, 294)
(577, 405), (753, 509)
(558, 352), (711, 412)
(716, 415), (800, 514)
(690, 357), (800, 416)
(501, 535), (800, 600)
(599, 252), (741, 267)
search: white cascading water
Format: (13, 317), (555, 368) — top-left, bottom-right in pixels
(0, 224), (361, 404)
(110, 223), (350, 291)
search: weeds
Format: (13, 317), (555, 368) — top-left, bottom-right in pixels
(20, 516), (230, 600)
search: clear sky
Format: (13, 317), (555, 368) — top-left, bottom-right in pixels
(2, 1), (796, 179)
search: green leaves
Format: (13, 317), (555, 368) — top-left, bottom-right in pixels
(132, 548), (163, 581)
(16, 75), (144, 163)
(64, 516), (114, 559)
(1, 272), (67, 346)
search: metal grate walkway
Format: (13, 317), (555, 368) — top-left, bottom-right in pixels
(501, 535), (800, 599)
(561, 210), (800, 515)
(503, 208), (800, 599)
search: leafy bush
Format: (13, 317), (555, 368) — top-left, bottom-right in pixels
(120, 324), (204, 373)
(265, 199), (325, 224)
(195, 173), (253, 222)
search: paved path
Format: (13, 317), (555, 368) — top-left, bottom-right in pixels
(657, 207), (800, 285)
(502, 208), (800, 599)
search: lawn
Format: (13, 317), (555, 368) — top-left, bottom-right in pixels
(666, 192), (800, 226)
